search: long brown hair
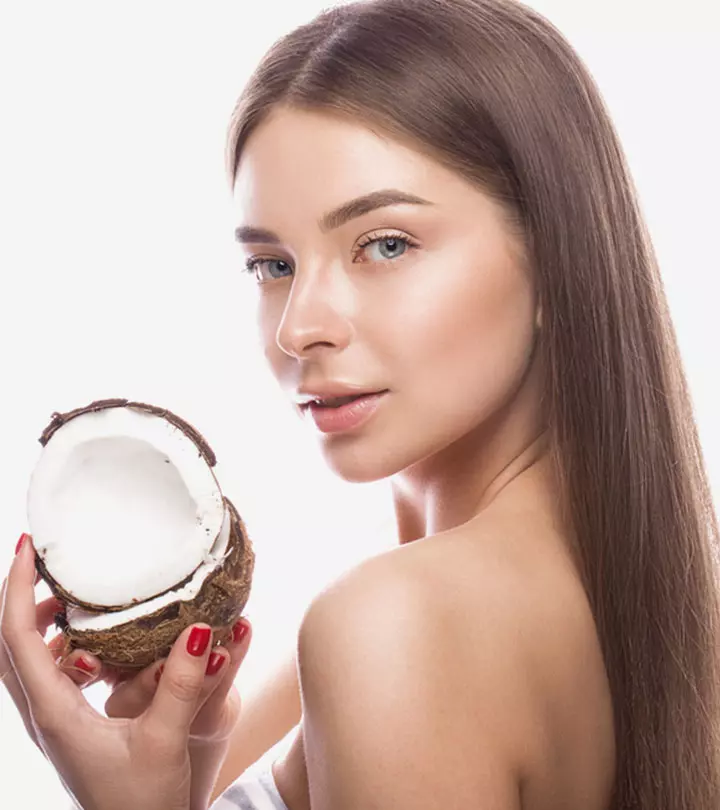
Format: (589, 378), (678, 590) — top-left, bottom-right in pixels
(224, 0), (720, 805)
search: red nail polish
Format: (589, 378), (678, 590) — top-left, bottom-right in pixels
(154, 664), (164, 683)
(15, 533), (30, 555)
(75, 656), (94, 675)
(232, 620), (249, 644)
(206, 652), (225, 676)
(187, 626), (211, 657)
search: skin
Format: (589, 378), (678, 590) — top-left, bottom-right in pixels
(230, 105), (616, 809)
(233, 106), (544, 524)
(0, 539), (254, 810)
(0, 104), (616, 809)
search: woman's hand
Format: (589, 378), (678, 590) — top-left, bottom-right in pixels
(0, 576), (68, 750)
(58, 616), (249, 747)
(1, 535), (251, 810)
(65, 600), (251, 807)
(57, 611), (251, 808)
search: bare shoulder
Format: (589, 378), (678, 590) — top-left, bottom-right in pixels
(416, 512), (616, 809)
(296, 548), (525, 809)
(294, 514), (616, 810)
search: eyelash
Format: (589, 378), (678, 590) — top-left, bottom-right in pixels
(242, 230), (419, 283)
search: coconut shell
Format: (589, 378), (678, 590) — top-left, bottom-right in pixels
(39, 398), (217, 467)
(34, 398), (222, 612)
(56, 497), (255, 669)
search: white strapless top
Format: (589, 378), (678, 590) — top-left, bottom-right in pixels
(212, 766), (290, 810)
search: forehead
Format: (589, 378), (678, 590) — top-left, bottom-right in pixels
(232, 106), (462, 213)
(230, 106), (528, 269)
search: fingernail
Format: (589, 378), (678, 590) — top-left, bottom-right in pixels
(206, 651), (225, 676)
(232, 620), (249, 644)
(15, 533), (30, 555)
(75, 656), (95, 675)
(154, 664), (164, 683)
(187, 626), (211, 657)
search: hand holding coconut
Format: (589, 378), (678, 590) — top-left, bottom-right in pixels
(27, 400), (255, 668)
(0, 582), (68, 747)
(1, 535), (251, 810)
(1, 400), (258, 809)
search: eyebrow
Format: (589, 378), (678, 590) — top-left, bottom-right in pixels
(234, 188), (434, 245)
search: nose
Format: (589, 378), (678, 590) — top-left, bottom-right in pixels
(274, 262), (355, 359)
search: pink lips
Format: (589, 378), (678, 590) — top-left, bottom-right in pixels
(305, 391), (388, 433)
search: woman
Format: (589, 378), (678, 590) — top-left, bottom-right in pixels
(2, 0), (719, 808)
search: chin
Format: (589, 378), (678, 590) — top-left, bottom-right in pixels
(318, 430), (446, 484)
(318, 442), (406, 484)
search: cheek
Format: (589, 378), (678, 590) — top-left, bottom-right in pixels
(257, 294), (286, 373)
(390, 259), (536, 417)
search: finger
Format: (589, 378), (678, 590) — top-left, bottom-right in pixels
(0, 537), (41, 612)
(99, 663), (141, 690)
(2, 635), (95, 746)
(194, 619), (251, 720)
(109, 625), (241, 724)
(0, 552), (64, 745)
(1, 591), (63, 669)
(47, 632), (70, 660)
(0, 574), (34, 743)
(57, 649), (102, 689)
(1, 536), (86, 725)
(105, 659), (165, 719)
(143, 622), (215, 739)
(36, 597), (65, 638)
(0, 637), (40, 745)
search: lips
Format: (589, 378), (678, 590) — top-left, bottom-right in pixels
(304, 390), (387, 409)
(315, 394), (369, 408)
(305, 391), (388, 433)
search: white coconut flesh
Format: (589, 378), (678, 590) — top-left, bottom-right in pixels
(65, 507), (232, 631)
(27, 406), (226, 610)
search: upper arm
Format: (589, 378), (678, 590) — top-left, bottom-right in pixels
(296, 559), (529, 810)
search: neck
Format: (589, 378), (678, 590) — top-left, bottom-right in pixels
(389, 357), (554, 543)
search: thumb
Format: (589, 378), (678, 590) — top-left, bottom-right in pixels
(143, 623), (214, 739)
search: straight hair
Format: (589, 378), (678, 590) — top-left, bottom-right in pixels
(225, 1), (720, 806)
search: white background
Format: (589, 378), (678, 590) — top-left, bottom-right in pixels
(0, 1), (718, 806)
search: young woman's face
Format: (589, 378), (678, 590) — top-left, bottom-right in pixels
(232, 106), (540, 483)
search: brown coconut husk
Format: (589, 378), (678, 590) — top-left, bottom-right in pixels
(32, 398), (255, 669)
(56, 497), (255, 669)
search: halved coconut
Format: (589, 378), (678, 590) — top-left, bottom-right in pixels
(27, 399), (255, 668)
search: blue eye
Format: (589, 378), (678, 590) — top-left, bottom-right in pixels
(357, 235), (410, 262)
(242, 257), (293, 283)
(242, 231), (417, 283)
